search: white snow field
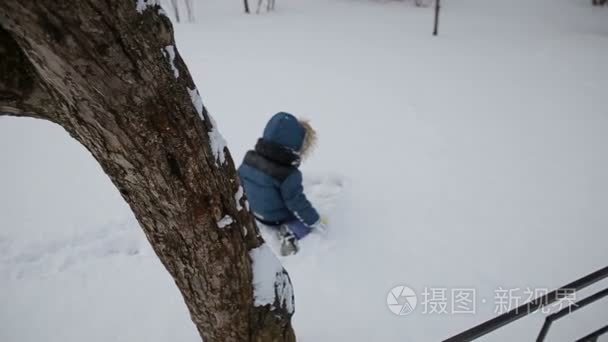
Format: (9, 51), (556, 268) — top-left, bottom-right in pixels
(1, 0), (607, 341)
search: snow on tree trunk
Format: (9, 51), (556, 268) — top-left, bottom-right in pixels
(0, 2), (295, 341)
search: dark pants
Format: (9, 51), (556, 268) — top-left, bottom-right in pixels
(256, 216), (312, 240)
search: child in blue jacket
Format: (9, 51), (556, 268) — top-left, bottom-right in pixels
(238, 112), (326, 255)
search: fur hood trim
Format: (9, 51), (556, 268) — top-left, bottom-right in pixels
(298, 118), (317, 160)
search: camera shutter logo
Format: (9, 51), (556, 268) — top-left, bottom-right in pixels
(387, 286), (417, 316)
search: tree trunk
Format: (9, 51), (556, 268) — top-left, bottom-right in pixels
(433, 0), (441, 36)
(171, 0), (181, 22)
(244, 0), (251, 14)
(0, 1), (295, 341)
(185, 0), (195, 22)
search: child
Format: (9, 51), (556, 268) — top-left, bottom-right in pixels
(238, 112), (326, 256)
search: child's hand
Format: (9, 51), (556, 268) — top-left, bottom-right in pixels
(312, 216), (329, 235)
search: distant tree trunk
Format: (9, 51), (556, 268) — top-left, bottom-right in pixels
(592, 0), (607, 5)
(171, 0), (181, 22)
(414, 0), (431, 7)
(433, 0), (441, 36)
(244, 0), (251, 13)
(256, 0), (276, 14)
(185, 0), (195, 22)
(0, 1), (295, 342)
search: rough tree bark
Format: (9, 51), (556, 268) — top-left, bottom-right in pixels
(0, 1), (295, 341)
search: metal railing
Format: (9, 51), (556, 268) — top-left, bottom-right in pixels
(443, 265), (608, 342)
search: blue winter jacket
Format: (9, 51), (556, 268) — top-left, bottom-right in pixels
(238, 112), (320, 226)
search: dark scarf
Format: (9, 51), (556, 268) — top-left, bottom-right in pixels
(254, 138), (300, 167)
(242, 139), (300, 181)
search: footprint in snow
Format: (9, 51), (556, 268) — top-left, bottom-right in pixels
(0, 218), (148, 280)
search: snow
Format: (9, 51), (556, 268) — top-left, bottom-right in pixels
(187, 86), (227, 166)
(136, 0), (157, 14)
(206, 114), (228, 165)
(162, 45), (179, 79)
(234, 185), (244, 211)
(2, 0), (608, 341)
(249, 243), (295, 314)
(216, 215), (233, 229)
(187, 87), (204, 118)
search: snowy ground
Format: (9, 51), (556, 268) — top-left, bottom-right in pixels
(1, 0), (607, 341)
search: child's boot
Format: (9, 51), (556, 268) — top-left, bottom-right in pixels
(279, 225), (299, 256)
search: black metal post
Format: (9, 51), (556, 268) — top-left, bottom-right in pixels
(537, 287), (608, 342)
(443, 266), (608, 342)
(574, 325), (608, 342)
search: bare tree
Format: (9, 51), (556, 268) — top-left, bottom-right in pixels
(257, 0), (276, 14)
(244, 0), (251, 14)
(433, 0), (441, 36)
(171, 0), (181, 22)
(184, 0), (195, 22)
(0, 1), (295, 341)
(414, 0), (433, 7)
